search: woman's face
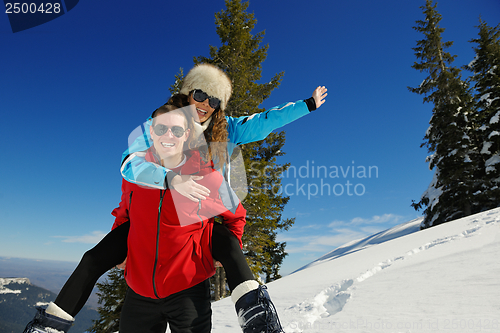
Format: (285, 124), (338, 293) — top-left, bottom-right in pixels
(150, 112), (190, 162)
(188, 93), (216, 123)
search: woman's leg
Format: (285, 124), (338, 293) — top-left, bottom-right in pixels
(212, 223), (284, 333)
(211, 223), (254, 291)
(54, 222), (130, 316)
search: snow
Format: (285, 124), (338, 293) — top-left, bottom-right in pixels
(480, 92), (491, 103)
(486, 155), (500, 167)
(489, 131), (499, 138)
(421, 170), (443, 213)
(0, 277), (29, 294)
(292, 219), (421, 273)
(209, 207), (500, 333)
(485, 154), (500, 173)
(0, 288), (21, 294)
(36, 302), (50, 307)
(482, 141), (492, 155)
(490, 111), (500, 124)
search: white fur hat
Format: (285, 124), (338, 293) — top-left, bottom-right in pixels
(180, 63), (232, 110)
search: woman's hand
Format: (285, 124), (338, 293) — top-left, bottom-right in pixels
(312, 86), (328, 109)
(171, 175), (210, 202)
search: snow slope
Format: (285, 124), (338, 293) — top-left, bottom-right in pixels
(211, 207), (500, 333)
(292, 218), (422, 274)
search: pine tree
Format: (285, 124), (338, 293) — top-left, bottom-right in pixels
(92, 1), (294, 316)
(409, 0), (477, 228)
(196, 0), (294, 292)
(238, 132), (294, 283)
(464, 19), (500, 211)
(168, 68), (184, 96)
(88, 268), (127, 333)
(210, 263), (228, 301)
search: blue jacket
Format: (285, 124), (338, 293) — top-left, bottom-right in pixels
(121, 99), (314, 189)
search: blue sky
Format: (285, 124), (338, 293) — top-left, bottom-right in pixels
(1, 0), (499, 276)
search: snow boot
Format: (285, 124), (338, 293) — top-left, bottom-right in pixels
(234, 285), (284, 333)
(23, 307), (73, 333)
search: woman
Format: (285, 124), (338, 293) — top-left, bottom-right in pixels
(23, 64), (327, 333)
(122, 64), (327, 198)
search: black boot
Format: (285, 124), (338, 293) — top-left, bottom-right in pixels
(23, 307), (73, 333)
(235, 285), (284, 333)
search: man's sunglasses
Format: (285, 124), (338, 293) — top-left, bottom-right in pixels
(153, 124), (187, 138)
(191, 89), (221, 109)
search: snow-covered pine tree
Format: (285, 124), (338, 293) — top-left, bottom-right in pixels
(464, 19), (500, 212)
(197, 0), (294, 287)
(409, 0), (477, 228)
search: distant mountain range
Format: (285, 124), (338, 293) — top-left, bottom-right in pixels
(0, 257), (103, 309)
(0, 277), (98, 333)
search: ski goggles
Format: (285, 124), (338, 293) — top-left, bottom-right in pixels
(191, 89), (221, 109)
(153, 124), (187, 138)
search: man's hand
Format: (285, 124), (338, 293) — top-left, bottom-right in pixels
(116, 258), (127, 270)
(171, 175), (210, 202)
(312, 86), (328, 109)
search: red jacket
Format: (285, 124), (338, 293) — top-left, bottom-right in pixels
(111, 149), (246, 299)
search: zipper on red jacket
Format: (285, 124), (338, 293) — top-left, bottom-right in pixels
(152, 190), (165, 299)
(196, 199), (203, 228)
